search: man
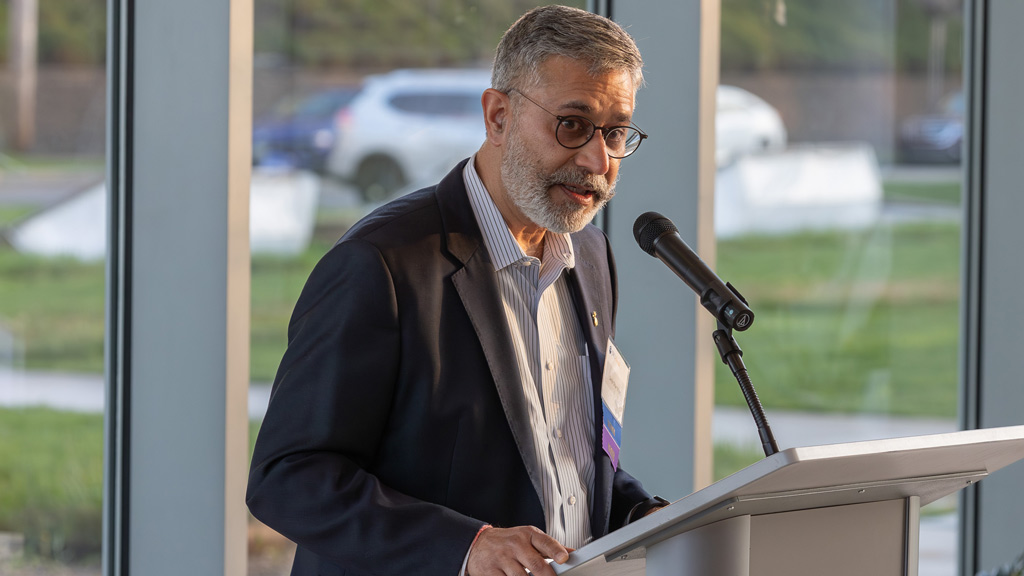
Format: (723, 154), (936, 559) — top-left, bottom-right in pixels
(247, 6), (664, 576)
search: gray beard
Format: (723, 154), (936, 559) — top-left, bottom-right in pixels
(500, 128), (616, 234)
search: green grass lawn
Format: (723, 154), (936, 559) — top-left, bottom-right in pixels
(714, 221), (961, 418)
(0, 408), (263, 563)
(0, 154), (104, 171)
(0, 239), (331, 379)
(883, 180), (961, 205)
(0, 408), (104, 562)
(0, 206), (355, 381)
(0, 250), (107, 373)
(250, 240), (331, 381)
(0, 205), (38, 228)
(0, 216), (963, 416)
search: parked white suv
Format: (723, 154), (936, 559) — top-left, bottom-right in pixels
(716, 85), (788, 168)
(326, 68), (491, 202)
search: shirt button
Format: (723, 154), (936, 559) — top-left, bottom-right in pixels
(545, 361), (553, 370)
(556, 429), (563, 439)
(569, 496), (577, 505)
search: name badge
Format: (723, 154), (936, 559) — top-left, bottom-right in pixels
(600, 338), (630, 470)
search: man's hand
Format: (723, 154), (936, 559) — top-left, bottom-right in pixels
(466, 526), (569, 576)
(644, 504), (667, 517)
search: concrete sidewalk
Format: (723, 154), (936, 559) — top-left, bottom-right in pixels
(0, 368), (274, 419)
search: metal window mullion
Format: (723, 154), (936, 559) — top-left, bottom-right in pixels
(103, 0), (134, 574)
(959, 0), (989, 574)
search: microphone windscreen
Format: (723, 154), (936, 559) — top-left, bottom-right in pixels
(633, 211), (678, 256)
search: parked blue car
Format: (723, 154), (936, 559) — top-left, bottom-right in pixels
(252, 86), (361, 172)
(898, 90), (964, 164)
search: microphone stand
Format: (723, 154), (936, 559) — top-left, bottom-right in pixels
(713, 322), (779, 457)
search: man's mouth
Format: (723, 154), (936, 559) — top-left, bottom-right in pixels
(560, 184), (596, 204)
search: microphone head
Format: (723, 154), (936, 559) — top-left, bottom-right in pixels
(633, 211), (678, 256)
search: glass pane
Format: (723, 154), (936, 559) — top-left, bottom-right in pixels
(716, 2), (963, 575)
(0, 0), (107, 573)
(247, 2), (584, 573)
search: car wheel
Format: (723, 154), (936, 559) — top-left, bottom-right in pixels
(355, 155), (407, 203)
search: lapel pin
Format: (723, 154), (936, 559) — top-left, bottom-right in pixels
(592, 311), (599, 327)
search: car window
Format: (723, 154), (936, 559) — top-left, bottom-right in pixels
(295, 89), (360, 119)
(389, 92), (483, 117)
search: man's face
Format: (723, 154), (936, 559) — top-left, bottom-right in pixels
(500, 56), (635, 234)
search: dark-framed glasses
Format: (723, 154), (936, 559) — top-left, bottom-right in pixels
(510, 89), (648, 159)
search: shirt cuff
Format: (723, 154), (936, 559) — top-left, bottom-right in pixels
(458, 524), (492, 576)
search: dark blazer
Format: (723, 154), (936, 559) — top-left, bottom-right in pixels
(246, 159), (657, 576)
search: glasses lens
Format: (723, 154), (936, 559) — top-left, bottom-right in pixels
(598, 126), (630, 155)
(552, 113), (645, 158)
(555, 116), (594, 148)
(603, 127), (637, 157)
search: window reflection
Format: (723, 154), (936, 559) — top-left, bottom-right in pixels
(716, 2), (963, 575)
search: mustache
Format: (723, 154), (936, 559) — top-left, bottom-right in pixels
(545, 166), (616, 202)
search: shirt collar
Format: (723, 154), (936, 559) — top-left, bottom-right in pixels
(462, 155), (575, 272)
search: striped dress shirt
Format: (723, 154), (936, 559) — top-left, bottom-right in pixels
(463, 158), (596, 549)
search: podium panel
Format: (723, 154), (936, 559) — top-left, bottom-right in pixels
(646, 515), (751, 576)
(750, 498), (916, 576)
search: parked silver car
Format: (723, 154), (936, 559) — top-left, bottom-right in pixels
(325, 68), (491, 202)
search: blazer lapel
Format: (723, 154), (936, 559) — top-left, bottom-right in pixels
(438, 162), (546, 507)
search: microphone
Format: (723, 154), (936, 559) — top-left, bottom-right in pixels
(634, 211), (779, 456)
(633, 211), (754, 331)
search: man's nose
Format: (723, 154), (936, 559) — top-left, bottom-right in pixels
(574, 133), (612, 175)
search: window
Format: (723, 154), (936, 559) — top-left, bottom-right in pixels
(388, 92), (483, 116)
(715, 2), (964, 574)
(0, 0), (107, 573)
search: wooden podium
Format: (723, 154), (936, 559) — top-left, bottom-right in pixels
(554, 425), (1024, 576)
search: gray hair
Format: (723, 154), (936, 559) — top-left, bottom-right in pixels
(492, 5), (644, 95)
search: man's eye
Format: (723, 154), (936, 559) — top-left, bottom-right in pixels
(605, 128), (627, 143)
(559, 117), (588, 133)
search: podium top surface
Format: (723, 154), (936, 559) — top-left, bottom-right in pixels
(554, 425), (1024, 573)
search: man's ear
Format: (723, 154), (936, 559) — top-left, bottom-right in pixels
(482, 88), (509, 146)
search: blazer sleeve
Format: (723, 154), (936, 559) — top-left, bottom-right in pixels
(612, 467), (666, 528)
(246, 238), (483, 576)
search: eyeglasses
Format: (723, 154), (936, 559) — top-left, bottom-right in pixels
(509, 89), (647, 159)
